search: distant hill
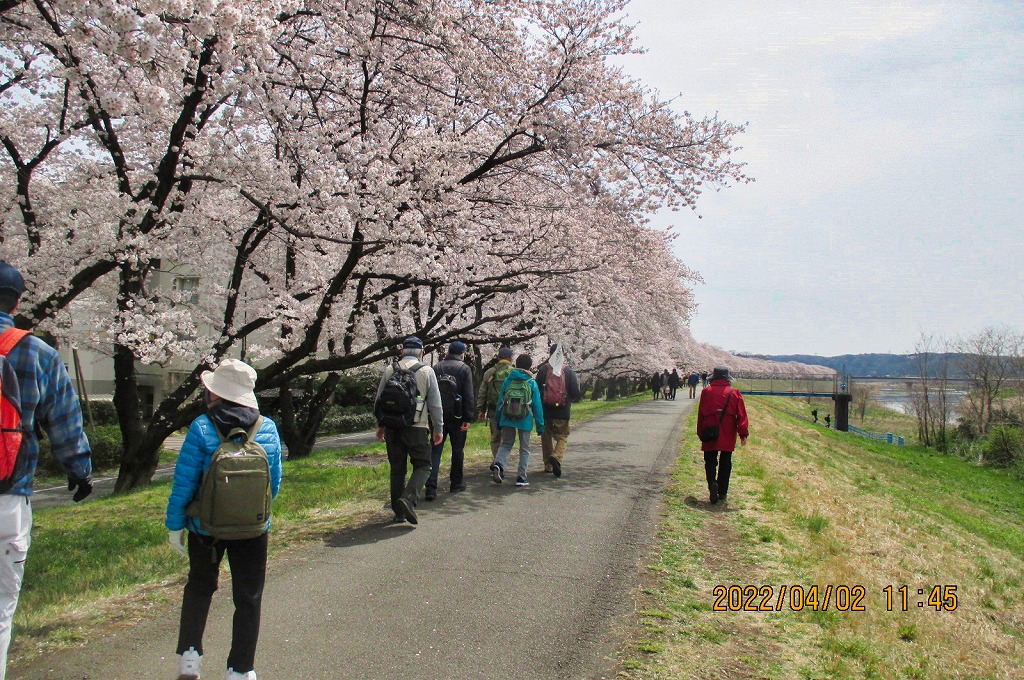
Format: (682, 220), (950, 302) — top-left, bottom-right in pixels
(751, 353), (967, 378)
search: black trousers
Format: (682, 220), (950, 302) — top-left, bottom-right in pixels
(177, 531), (268, 673)
(385, 426), (432, 512)
(427, 422), (468, 492)
(704, 450), (733, 497)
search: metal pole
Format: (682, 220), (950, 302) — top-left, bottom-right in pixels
(72, 348), (94, 429)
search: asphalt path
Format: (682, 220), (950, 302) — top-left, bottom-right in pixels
(29, 430), (380, 510)
(14, 398), (692, 679)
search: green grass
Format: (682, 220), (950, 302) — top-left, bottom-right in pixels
(617, 395), (1024, 679)
(13, 392), (648, 661)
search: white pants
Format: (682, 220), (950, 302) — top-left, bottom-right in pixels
(0, 495), (31, 680)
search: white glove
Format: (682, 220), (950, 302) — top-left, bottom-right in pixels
(168, 529), (188, 556)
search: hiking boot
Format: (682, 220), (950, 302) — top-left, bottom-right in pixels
(450, 484), (466, 493)
(397, 497), (418, 525)
(178, 648), (201, 680)
(550, 457), (562, 478)
(490, 462), (504, 484)
(515, 476), (529, 487)
(709, 482), (719, 505)
(425, 488), (437, 501)
(225, 670), (257, 680)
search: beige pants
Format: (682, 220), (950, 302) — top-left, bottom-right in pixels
(541, 418), (571, 468)
(488, 417), (502, 458)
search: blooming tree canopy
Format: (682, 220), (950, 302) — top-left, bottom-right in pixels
(1, 0), (750, 486)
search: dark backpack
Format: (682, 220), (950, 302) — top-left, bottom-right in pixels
(375, 361), (425, 429)
(186, 416), (272, 540)
(542, 368), (568, 407)
(436, 370), (463, 420)
(500, 377), (533, 420)
(0, 328), (30, 493)
(486, 362), (513, 410)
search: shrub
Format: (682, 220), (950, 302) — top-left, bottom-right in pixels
(318, 406), (377, 435)
(332, 369), (380, 408)
(982, 426), (1024, 468)
(37, 424), (123, 476)
(79, 400), (119, 426)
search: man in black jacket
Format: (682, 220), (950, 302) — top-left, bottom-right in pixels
(426, 341), (475, 500)
(535, 344), (583, 478)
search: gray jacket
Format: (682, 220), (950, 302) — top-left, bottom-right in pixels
(375, 355), (444, 435)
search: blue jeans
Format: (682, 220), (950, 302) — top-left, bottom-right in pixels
(494, 427), (531, 481)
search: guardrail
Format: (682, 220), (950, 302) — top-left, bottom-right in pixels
(848, 425), (905, 446)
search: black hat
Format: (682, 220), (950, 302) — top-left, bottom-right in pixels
(711, 366), (731, 382)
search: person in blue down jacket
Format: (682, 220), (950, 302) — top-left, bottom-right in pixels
(489, 354), (544, 487)
(165, 358), (283, 680)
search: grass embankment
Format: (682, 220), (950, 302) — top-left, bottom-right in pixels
(619, 395), (1024, 679)
(13, 394), (644, 663)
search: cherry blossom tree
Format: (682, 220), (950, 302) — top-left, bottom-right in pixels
(1, 0), (750, 488)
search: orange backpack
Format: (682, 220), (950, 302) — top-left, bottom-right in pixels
(0, 328), (30, 485)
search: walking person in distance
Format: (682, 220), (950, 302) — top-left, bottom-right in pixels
(650, 371), (662, 400)
(535, 344), (582, 478)
(166, 358), (283, 680)
(490, 354), (544, 487)
(696, 366), (749, 505)
(374, 336), (444, 524)
(426, 341), (474, 500)
(476, 346), (515, 457)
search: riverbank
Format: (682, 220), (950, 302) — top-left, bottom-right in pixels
(616, 395), (1024, 678)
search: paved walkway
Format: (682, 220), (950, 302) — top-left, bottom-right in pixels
(14, 398), (692, 679)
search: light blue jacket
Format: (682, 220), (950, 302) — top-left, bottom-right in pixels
(165, 413), (283, 534)
(496, 369), (545, 433)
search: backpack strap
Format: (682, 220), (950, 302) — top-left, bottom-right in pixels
(0, 328), (30, 357)
(716, 388), (733, 427)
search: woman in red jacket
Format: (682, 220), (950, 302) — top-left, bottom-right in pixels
(696, 366), (749, 504)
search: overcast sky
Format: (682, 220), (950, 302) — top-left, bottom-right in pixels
(616, 1), (1023, 357)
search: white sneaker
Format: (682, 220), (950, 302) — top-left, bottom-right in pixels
(225, 669), (257, 680)
(178, 648), (201, 679)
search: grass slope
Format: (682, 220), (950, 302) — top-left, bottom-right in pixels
(12, 394), (644, 665)
(619, 396), (1024, 680)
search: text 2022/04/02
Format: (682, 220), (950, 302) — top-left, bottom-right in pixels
(712, 585), (959, 612)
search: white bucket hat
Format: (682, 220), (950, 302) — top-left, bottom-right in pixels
(200, 358), (259, 408)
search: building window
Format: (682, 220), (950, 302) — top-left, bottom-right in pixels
(166, 371), (192, 393)
(172, 276), (200, 304)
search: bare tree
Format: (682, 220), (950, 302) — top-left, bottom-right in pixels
(954, 327), (1020, 439)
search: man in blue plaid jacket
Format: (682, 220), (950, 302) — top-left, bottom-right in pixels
(0, 260), (92, 679)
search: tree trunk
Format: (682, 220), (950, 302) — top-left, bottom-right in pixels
(110, 341), (154, 490)
(276, 373), (342, 459)
(606, 377), (619, 400)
